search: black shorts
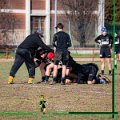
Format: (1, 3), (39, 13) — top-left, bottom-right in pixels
(100, 47), (111, 58)
(115, 45), (120, 54)
(54, 51), (69, 65)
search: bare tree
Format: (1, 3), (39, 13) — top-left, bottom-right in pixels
(60, 0), (98, 47)
(0, 0), (17, 45)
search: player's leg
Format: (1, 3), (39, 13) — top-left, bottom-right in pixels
(105, 47), (112, 75)
(100, 48), (105, 75)
(117, 53), (120, 61)
(50, 52), (62, 85)
(61, 65), (67, 85)
(39, 62), (46, 82)
(114, 46), (120, 68)
(44, 63), (54, 82)
(23, 50), (35, 84)
(61, 51), (69, 85)
(100, 58), (105, 75)
(106, 58), (112, 75)
(65, 68), (70, 83)
(8, 49), (24, 84)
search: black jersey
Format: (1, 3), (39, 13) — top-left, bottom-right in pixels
(52, 31), (71, 52)
(115, 36), (120, 46)
(18, 33), (51, 56)
(114, 35), (120, 54)
(95, 34), (113, 48)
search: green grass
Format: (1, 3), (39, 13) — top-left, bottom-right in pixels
(0, 51), (114, 58)
(0, 52), (15, 59)
(71, 53), (99, 58)
(0, 61), (120, 120)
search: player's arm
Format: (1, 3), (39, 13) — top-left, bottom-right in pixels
(109, 35), (113, 48)
(95, 36), (101, 44)
(52, 34), (57, 48)
(36, 37), (52, 51)
(67, 35), (72, 48)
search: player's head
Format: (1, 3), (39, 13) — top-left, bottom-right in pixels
(55, 23), (64, 31)
(101, 27), (107, 35)
(35, 29), (44, 37)
(40, 95), (44, 100)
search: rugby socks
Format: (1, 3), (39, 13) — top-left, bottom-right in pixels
(109, 70), (112, 75)
(101, 70), (104, 75)
(50, 77), (57, 85)
(44, 76), (49, 82)
(53, 77), (57, 82)
(61, 77), (65, 85)
(41, 76), (45, 82)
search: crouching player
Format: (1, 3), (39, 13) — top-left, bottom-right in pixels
(72, 63), (99, 84)
(35, 49), (55, 82)
(63, 53), (99, 84)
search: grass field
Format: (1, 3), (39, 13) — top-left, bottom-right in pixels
(0, 61), (120, 120)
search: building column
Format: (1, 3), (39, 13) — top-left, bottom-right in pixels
(45, 0), (50, 45)
(26, 0), (31, 36)
(98, 0), (105, 35)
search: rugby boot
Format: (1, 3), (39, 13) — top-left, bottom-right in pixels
(49, 80), (56, 85)
(8, 76), (14, 84)
(28, 77), (33, 84)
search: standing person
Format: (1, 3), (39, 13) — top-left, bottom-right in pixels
(114, 32), (120, 68)
(95, 27), (113, 75)
(8, 29), (51, 84)
(50, 23), (72, 85)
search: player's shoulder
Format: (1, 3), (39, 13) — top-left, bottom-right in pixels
(98, 34), (103, 37)
(63, 31), (69, 36)
(57, 31), (69, 35)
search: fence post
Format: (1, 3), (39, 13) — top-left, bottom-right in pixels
(92, 48), (94, 62)
(5, 48), (8, 59)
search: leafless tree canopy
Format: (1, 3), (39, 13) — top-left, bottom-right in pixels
(60, 0), (98, 47)
(0, 0), (17, 45)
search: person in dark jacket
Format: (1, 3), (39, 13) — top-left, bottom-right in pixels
(95, 27), (113, 75)
(50, 23), (72, 85)
(8, 29), (51, 84)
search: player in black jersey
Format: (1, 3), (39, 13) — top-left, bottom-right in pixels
(114, 32), (120, 68)
(95, 27), (113, 75)
(51, 23), (72, 85)
(8, 29), (51, 84)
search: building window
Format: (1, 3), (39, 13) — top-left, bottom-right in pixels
(31, 16), (45, 34)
